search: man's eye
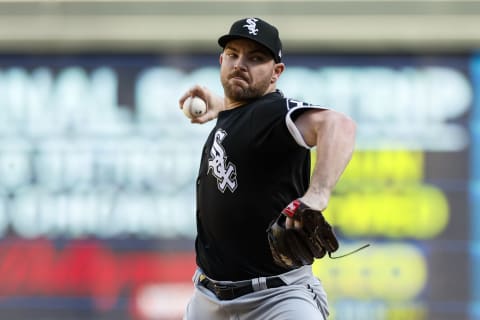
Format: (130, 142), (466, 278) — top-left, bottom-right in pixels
(251, 55), (266, 62)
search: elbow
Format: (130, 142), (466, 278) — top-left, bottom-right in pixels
(322, 111), (357, 152)
(325, 110), (357, 137)
(341, 113), (357, 137)
(297, 109), (356, 147)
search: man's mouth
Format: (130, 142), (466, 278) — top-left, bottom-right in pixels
(230, 73), (248, 83)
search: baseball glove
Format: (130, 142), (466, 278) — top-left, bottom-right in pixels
(266, 199), (339, 268)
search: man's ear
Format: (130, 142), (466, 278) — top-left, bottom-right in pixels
(271, 63), (285, 83)
(219, 53), (223, 65)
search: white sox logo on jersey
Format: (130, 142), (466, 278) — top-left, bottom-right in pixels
(208, 129), (238, 193)
(243, 18), (259, 35)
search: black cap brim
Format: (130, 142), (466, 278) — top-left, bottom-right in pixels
(218, 34), (280, 63)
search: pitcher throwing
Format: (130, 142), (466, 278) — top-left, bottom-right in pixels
(179, 17), (357, 320)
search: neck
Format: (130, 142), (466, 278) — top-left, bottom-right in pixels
(224, 99), (247, 110)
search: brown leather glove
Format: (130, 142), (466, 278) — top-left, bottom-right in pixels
(266, 199), (339, 268)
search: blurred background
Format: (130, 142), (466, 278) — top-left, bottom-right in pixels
(0, 0), (478, 319)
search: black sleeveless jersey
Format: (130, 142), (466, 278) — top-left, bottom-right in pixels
(195, 90), (317, 281)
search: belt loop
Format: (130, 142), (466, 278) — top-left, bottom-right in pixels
(252, 277), (268, 291)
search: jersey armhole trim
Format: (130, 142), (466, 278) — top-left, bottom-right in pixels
(285, 105), (328, 149)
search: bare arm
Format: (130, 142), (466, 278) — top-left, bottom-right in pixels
(287, 109), (356, 228)
(179, 85), (225, 124)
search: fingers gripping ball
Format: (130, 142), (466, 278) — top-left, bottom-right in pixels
(267, 199), (339, 268)
(183, 96), (207, 119)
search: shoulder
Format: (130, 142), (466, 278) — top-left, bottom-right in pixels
(248, 91), (289, 118)
(281, 96), (330, 149)
(252, 91), (327, 114)
(285, 97), (328, 112)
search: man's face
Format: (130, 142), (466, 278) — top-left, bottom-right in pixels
(219, 38), (283, 102)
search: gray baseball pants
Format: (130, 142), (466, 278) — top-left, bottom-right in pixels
(183, 265), (329, 320)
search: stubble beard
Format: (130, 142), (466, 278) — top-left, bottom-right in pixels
(221, 74), (271, 102)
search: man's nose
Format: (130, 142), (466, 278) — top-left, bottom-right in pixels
(234, 57), (247, 71)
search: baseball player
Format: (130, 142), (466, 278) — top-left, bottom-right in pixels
(179, 17), (356, 319)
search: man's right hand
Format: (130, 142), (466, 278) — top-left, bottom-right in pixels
(179, 85), (224, 124)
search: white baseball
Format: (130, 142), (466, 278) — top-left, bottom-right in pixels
(183, 96), (207, 119)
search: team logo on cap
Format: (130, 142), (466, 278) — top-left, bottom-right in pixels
(243, 18), (259, 35)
